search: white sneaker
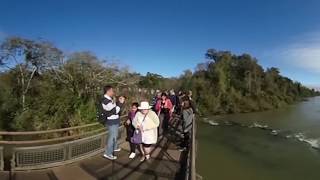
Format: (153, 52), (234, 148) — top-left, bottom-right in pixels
(114, 148), (121, 152)
(103, 154), (117, 160)
(140, 156), (146, 162)
(129, 152), (136, 159)
(146, 154), (150, 160)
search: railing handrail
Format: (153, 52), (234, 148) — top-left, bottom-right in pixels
(0, 115), (128, 146)
(185, 114), (198, 180)
(0, 123), (100, 136)
(0, 115), (128, 136)
(191, 115), (197, 180)
(0, 127), (106, 145)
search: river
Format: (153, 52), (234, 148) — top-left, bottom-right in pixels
(197, 96), (320, 180)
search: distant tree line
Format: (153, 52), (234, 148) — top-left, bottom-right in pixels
(0, 37), (319, 131)
(178, 49), (320, 115)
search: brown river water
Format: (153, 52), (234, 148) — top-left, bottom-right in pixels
(198, 96), (320, 180)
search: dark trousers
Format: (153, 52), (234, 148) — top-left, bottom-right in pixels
(125, 125), (137, 153)
(181, 132), (190, 148)
(159, 112), (170, 135)
(129, 141), (136, 153)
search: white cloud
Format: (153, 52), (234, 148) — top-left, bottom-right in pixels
(279, 31), (320, 74)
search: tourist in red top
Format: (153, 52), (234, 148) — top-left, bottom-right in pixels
(155, 92), (173, 135)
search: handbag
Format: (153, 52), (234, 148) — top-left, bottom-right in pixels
(131, 129), (142, 144)
(131, 113), (147, 144)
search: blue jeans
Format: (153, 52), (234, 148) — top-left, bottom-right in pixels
(105, 123), (119, 156)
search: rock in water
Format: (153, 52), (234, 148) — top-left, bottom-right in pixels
(209, 120), (219, 126)
(271, 130), (278, 136)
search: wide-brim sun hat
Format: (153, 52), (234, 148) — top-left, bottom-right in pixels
(138, 101), (152, 110)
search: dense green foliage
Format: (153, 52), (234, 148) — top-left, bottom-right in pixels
(179, 49), (320, 115)
(0, 37), (142, 131)
(139, 72), (180, 90)
(0, 37), (319, 131)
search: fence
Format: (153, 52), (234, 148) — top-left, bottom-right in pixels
(185, 115), (202, 180)
(10, 126), (125, 170)
(1, 113), (201, 176)
(0, 116), (127, 171)
(0, 123), (104, 145)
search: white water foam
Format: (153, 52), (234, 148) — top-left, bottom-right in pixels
(206, 120), (320, 150)
(292, 133), (320, 149)
(304, 139), (320, 149)
(249, 122), (269, 129)
(271, 130), (279, 136)
(208, 120), (219, 126)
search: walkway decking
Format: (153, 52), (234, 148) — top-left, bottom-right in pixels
(0, 133), (185, 180)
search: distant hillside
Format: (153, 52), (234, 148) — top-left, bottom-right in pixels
(309, 86), (320, 92)
(177, 49), (320, 115)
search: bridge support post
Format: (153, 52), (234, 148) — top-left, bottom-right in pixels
(0, 146), (3, 170)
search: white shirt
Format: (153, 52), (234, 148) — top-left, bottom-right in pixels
(102, 95), (120, 120)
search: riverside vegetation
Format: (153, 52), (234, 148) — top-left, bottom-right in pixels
(0, 36), (319, 132)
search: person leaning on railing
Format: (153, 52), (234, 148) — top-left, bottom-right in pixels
(178, 91), (196, 152)
(99, 85), (126, 160)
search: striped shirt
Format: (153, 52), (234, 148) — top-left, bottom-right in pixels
(102, 95), (120, 120)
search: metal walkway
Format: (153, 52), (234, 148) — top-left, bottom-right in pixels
(0, 134), (184, 180)
(0, 114), (199, 180)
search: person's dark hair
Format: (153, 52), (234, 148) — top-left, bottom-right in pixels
(131, 102), (139, 108)
(118, 95), (127, 99)
(104, 85), (113, 94)
(161, 92), (167, 97)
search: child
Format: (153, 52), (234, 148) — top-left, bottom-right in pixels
(125, 102), (139, 159)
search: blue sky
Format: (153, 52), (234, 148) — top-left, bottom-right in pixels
(0, 0), (320, 86)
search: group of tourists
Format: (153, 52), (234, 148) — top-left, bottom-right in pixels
(98, 85), (195, 162)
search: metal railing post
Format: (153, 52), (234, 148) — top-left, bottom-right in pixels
(191, 115), (197, 180)
(185, 115), (197, 180)
(0, 146), (3, 170)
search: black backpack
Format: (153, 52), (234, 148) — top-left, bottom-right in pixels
(96, 97), (111, 124)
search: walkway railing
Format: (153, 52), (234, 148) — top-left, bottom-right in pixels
(0, 123), (104, 145)
(185, 115), (202, 180)
(0, 113), (201, 178)
(0, 116), (127, 170)
(0, 146), (3, 171)
(12, 131), (110, 170)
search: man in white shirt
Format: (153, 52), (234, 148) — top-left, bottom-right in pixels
(101, 85), (125, 160)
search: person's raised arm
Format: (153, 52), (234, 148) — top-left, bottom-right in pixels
(132, 112), (139, 128)
(116, 96), (126, 114)
(167, 99), (173, 110)
(155, 100), (161, 113)
(102, 99), (116, 111)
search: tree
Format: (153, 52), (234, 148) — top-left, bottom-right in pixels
(139, 72), (164, 89)
(178, 49), (319, 115)
(1, 37), (319, 131)
(0, 37), (63, 110)
(0, 37), (143, 131)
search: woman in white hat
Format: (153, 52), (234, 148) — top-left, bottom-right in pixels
(132, 101), (160, 161)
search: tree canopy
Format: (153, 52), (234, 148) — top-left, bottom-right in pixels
(0, 37), (319, 131)
(180, 49), (319, 114)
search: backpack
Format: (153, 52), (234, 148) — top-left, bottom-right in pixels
(96, 97), (112, 124)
